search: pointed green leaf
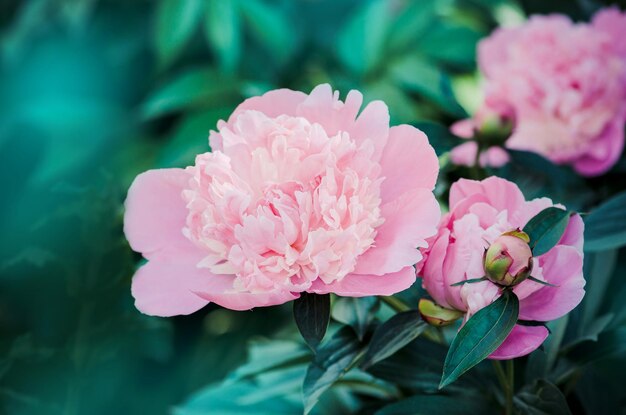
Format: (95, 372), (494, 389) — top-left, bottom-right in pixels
(360, 310), (426, 369)
(303, 326), (362, 414)
(523, 207), (570, 256)
(514, 380), (572, 415)
(331, 297), (379, 340)
(293, 292), (330, 350)
(584, 191), (626, 251)
(205, 0), (241, 73)
(141, 68), (240, 119)
(440, 290), (519, 388)
(154, 0), (203, 67)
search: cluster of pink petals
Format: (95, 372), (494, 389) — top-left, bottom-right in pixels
(417, 176), (585, 359)
(456, 8), (626, 176)
(124, 84), (440, 316)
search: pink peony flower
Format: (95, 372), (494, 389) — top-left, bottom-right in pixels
(124, 84), (441, 316)
(449, 141), (510, 168)
(471, 9), (626, 176)
(417, 176), (585, 359)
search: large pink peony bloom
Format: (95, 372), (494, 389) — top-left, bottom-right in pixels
(469, 9), (626, 176)
(417, 176), (585, 359)
(125, 84), (440, 316)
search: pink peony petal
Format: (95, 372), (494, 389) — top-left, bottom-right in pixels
(353, 188), (440, 276)
(489, 324), (549, 360)
(450, 119), (477, 139)
(348, 99), (390, 161)
(194, 275), (299, 311)
(419, 228), (453, 309)
(379, 124), (438, 202)
(124, 168), (192, 261)
(308, 266), (416, 297)
(450, 142), (479, 167)
(131, 257), (210, 317)
(519, 245), (585, 321)
(573, 116), (625, 177)
(296, 84), (363, 136)
(449, 176), (525, 213)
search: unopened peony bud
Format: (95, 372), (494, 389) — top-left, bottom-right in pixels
(418, 299), (464, 327)
(475, 115), (512, 146)
(484, 230), (533, 287)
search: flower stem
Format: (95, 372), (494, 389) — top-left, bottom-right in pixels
(493, 360), (514, 415)
(380, 296), (410, 312)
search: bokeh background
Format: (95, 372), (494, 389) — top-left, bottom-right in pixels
(1, 0), (625, 414)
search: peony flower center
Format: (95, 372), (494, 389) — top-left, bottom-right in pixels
(181, 111), (384, 293)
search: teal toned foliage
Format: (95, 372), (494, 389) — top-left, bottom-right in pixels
(1, 0), (626, 414)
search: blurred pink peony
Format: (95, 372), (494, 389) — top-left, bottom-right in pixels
(449, 141), (510, 168)
(417, 176), (585, 359)
(125, 84), (440, 316)
(470, 9), (626, 176)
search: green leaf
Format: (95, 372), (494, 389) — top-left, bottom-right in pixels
(229, 340), (310, 381)
(579, 250), (618, 333)
(154, 0), (203, 67)
(513, 380), (572, 415)
(584, 191), (626, 251)
(440, 290), (519, 389)
(293, 293), (330, 350)
(141, 68), (240, 119)
(375, 392), (494, 415)
(239, 0), (295, 65)
(417, 23), (483, 69)
(331, 297), (379, 340)
(523, 207), (570, 256)
(337, 0), (393, 75)
(361, 311), (427, 369)
(174, 380), (301, 415)
(156, 109), (230, 168)
(389, 56), (466, 117)
(567, 327), (626, 366)
(205, 0), (241, 73)
(303, 326), (362, 414)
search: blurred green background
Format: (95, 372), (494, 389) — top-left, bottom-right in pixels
(1, 0), (624, 414)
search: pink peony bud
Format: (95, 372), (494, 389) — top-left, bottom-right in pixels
(483, 230), (533, 287)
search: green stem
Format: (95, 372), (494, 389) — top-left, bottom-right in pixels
(493, 360), (514, 415)
(506, 360), (514, 415)
(380, 296), (410, 312)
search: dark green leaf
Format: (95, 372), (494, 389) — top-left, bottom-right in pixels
(361, 311), (427, 369)
(294, 293), (330, 350)
(205, 0), (241, 73)
(303, 326), (362, 414)
(578, 250), (617, 333)
(375, 392), (494, 415)
(418, 23), (483, 69)
(154, 0), (203, 67)
(367, 337), (450, 392)
(440, 290), (519, 388)
(141, 68), (240, 119)
(239, 0), (295, 64)
(331, 297), (379, 340)
(390, 56), (466, 117)
(174, 380), (301, 415)
(337, 0), (392, 75)
(584, 191), (626, 251)
(567, 328), (626, 366)
(513, 380), (572, 415)
(523, 207), (570, 256)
